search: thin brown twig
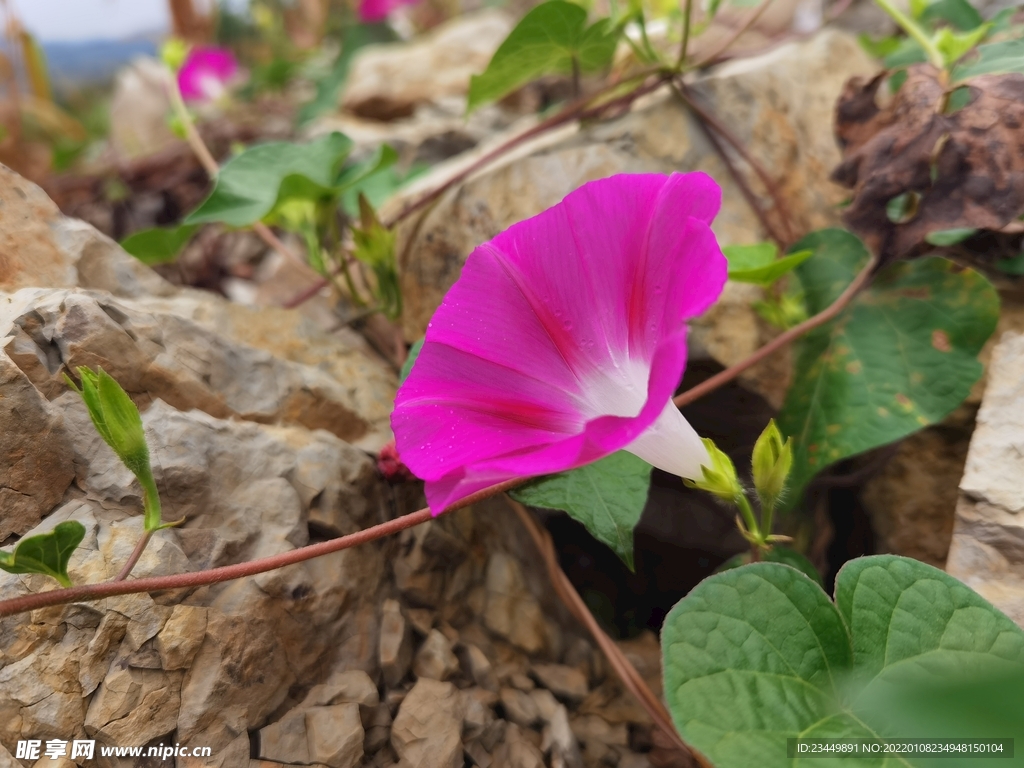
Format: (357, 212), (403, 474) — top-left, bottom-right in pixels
(673, 255), (879, 408)
(508, 499), (713, 768)
(673, 79), (795, 244)
(691, 0), (775, 69)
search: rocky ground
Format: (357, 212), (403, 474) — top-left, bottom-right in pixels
(2, 6), (1024, 768)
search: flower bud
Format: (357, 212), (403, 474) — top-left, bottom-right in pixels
(160, 38), (190, 73)
(751, 419), (792, 508)
(685, 438), (744, 503)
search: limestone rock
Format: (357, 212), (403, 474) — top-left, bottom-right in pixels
(380, 599), (413, 688)
(413, 629), (459, 681)
(531, 664), (589, 702)
(459, 643), (499, 692)
(483, 553), (548, 654)
(492, 723), (546, 768)
(109, 58), (178, 159)
(300, 669), (380, 711)
(389, 29), (876, 405)
(306, 704), (364, 768)
(156, 605), (209, 671)
(343, 10), (514, 119)
(499, 687), (539, 727)
(391, 679), (464, 768)
(541, 704), (582, 768)
(259, 708), (310, 764)
(84, 666), (183, 746)
(947, 332), (1024, 626)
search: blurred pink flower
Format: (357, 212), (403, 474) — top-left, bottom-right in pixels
(392, 173), (728, 513)
(178, 46), (239, 103)
(358, 0), (421, 22)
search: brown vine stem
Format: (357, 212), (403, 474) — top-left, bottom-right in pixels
(112, 529), (154, 582)
(672, 79), (795, 245)
(508, 499), (713, 768)
(673, 254), (879, 408)
(0, 480), (524, 619)
(690, 0), (775, 69)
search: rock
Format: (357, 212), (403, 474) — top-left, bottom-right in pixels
(529, 688), (559, 724)
(459, 643), (499, 692)
(413, 629), (459, 681)
(391, 679), (464, 768)
(508, 672), (535, 692)
(492, 723), (546, 768)
(380, 599), (413, 688)
(306, 704), (364, 768)
(108, 57), (178, 159)
(461, 688), (496, 741)
(389, 29), (877, 405)
(483, 553), (548, 654)
(259, 708), (310, 764)
(156, 605), (208, 671)
(464, 739), (492, 768)
(0, 352), (74, 540)
(84, 665), (183, 746)
(569, 714), (630, 747)
(342, 10), (514, 119)
(499, 687), (539, 727)
(531, 664), (589, 702)
(541, 704), (583, 768)
(947, 331), (1024, 627)
(300, 669), (380, 711)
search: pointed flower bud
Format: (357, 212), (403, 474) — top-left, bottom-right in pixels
(751, 419), (792, 509)
(160, 38), (190, 73)
(684, 437), (743, 504)
(65, 367), (162, 530)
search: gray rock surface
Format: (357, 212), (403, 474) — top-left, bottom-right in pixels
(947, 332), (1024, 627)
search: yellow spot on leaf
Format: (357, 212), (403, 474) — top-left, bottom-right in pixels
(932, 329), (952, 352)
(827, 424), (842, 435)
(878, 407), (890, 417)
(846, 361), (862, 374)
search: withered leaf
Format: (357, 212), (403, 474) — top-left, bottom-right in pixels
(831, 64), (1024, 262)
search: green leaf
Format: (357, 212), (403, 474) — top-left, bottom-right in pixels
(996, 254), (1024, 275)
(723, 243), (813, 286)
(777, 229), (998, 502)
(919, 0), (984, 31)
(120, 224), (199, 266)
(883, 37), (928, 69)
(661, 556), (1024, 768)
(934, 23), (991, 66)
(510, 451), (652, 570)
(298, 23), (399, 125)
(924, 226), (976, 246)
(0, 521), (86, 587)
(337, 144), (400, 216)
(857, 33), (903, 59)
(400, 339), (424, 384)
(467, 1), (619, 112)
(952, 39), (1024, 81)
(185, 132), (353, 227)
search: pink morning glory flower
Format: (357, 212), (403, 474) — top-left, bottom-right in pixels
(358, 0), (421, 22)
(392, 172), (728, 513)
(177, 47), (239, 103)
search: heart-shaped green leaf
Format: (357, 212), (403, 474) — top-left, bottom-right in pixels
(121, 223), (199, 266)
(467, 0), (619, 112)
(777, 229), (997, 502)
(510, 451), (652, 570)
(0, 521), (86, 587)
(186, 132), (353, 227)
(662, 556), (1024, 768)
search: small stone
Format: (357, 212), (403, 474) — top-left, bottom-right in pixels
(413, 629), (459, 681)
(529, 688), (560, 724)
(499, 687), (539, 727)
(406, 608), (435, 636)
(462, 689), (495, 740)
(380, 599), (413, 688)
(542, 705), (583, 768)
(156, 604), (208, 670)
(259, 708), (310, 764)
(465, 740), (492, 768)
(570, 714), (629, 747)
(391, 679), (464, 768)
(618, 753), (653, 768)
(364, 702), (393, 728)
(509, 672), (535, 692)
(483, 553), (547, 654)
(531, 664), (589, 702)
(366, 724), (391, 754)
(301, 669), (380, 711)
(479, 719), (507, 752)
(493, 723), (546, 768)
(306, 703), (364, 768)
(459, 643), (498, 692)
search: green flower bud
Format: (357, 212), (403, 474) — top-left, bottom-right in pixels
(65, 367), (162, 530)
(685, 437), (744, 503)
(160, 38), (190, 73)
(751, 419), (792, 509)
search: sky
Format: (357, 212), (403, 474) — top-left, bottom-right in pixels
(8, 0), (243, 42)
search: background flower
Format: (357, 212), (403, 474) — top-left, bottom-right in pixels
(393, 172), (728, 512)
(177, 46), (239, 103)
(358, 0), (422, 23)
